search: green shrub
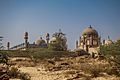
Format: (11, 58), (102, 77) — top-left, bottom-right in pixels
(100, 39), (120, 76)
(89, 67), (101, 77)
(7, 67), (30, 80)
(7, 67), (19, 78)
(105, 67), (120, 76)
(80, 64), (105, 78)
(18, 72), (30, 80)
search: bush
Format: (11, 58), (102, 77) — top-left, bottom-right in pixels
(7, 67), (30, 80)
(48, 31), (67, 51)
(105, 67), (120, 76)
(7, 67), (19, 78)
(89, 67), (101, 77)
(100, 40), (120, 76)
(18, 72), (30, 80)
(79, 63), (105, 78)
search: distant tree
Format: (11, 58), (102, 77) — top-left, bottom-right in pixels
(100, 39), (120, 76)
(0, 53), (9, 65)
(49, 30), (67, 51)
(100, 40), (120, 57)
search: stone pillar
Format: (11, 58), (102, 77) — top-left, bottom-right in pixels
(7, 42), (10, 50)
(98, 37), (101, 45)
(103, 40), (105, 45)
(76, 40), (78, 49)
(83, 36), (85, 49)
(86, 45), (89, 52)
(79, 36), (81, 46)
(24, 32), (28, 48)
(92, 35), (94, 46)
(46, 33), (50, 44)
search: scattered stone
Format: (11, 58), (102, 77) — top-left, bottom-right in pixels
(60, 62), (69, 66)
(47, 60), (55, 65)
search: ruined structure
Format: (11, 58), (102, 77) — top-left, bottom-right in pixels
(76, 25), (101, 54)
(103, 36), (113, 45)
(24, 32), (29, 48)
(10, 30), (67, 50)
(46, 33), (50, 44)
(10, 32), (48, 50)
(49, 29), (67, 51)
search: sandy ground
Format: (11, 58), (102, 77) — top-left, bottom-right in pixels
(8, 57), (120, 80)
(18, 66), (68, 80)
(17, 66), (120, 80)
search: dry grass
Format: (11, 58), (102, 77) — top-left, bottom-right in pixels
(1, 50), (120, 80)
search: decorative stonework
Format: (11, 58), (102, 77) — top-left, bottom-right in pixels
(76, 25), (101, 55)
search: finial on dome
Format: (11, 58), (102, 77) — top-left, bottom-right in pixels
(40, 37), (42, 39)
(89, 25), (92, 28)
(59, 29), (61, 33)
(108, 36), (110, 40)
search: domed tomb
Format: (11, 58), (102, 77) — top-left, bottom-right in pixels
(35, 37), (47, 47)
(104, 36), (113, 45)
(76, 25), (101, 54)
(82, 26), (98, 37)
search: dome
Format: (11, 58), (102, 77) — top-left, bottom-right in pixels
(35, 37), (46, 45)
(104, 36), (113, 45)
(50, 37), (57, 43)
(82, 26), (98, 36)
(105, 40), (113, 45)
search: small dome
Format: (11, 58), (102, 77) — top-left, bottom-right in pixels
(105, 40), (113, 45)
(35, 37), (46, 45)
(50, 37), (57, 43)
(82, 26), (98, 36)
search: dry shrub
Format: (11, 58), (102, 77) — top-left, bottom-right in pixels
(7, 67), (19, 78)
(105, 67), (120, 76)
(80, 64), (105, 78)
(64, 70), (77, 75)
(43, 61), (55, 71)
(18, 72), (30, 80)
(7, 67), (30, 80)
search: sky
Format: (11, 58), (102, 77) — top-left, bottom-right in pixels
(0, 0), (120, 50)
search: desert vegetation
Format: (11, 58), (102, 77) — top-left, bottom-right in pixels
(0, 62), (30, 80)
(0, 40), (120, 80)
(100, 39), (120, 77)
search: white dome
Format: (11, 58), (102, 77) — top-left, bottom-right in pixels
(105, 40), (113, 45)
(50, 37), (57, 42)
(35, 37), (46, 45)
(82, 26), (98, 36)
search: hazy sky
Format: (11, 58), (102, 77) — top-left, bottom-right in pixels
(0, 0), (120, 49)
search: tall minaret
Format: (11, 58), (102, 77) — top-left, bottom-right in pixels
(76, 40), (78, 49)
(7, 42), (10, 50)
(108, 36), (110, 40)
(79, 36), (81, 46)
(24, 32), (28, 48)
(103, 39), (105, 45)
(98, 36), (101, 45)
(46, 33), (50, 44)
